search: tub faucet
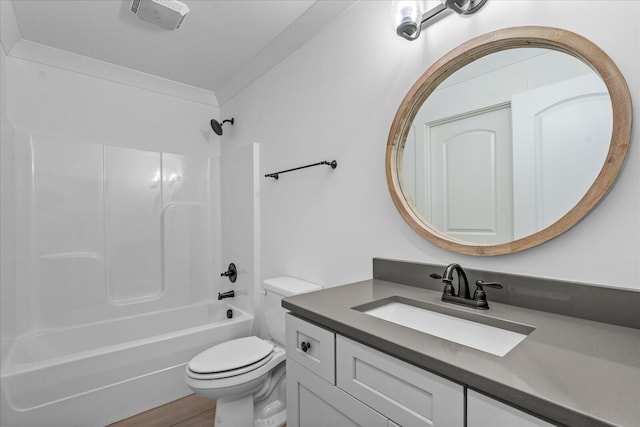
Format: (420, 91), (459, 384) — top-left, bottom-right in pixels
(431, 263), (503, 310)
(218, 290), (235, 300)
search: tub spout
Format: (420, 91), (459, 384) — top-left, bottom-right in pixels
(218, 290), (235, 300)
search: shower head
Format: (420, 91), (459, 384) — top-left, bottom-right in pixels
(210, 118), (235, 136)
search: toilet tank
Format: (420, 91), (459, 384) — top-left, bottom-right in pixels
(263, 277), (321, 345)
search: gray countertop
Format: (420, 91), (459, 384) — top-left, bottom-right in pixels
(282, 279), (640, 427)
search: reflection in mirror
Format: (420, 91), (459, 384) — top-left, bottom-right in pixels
(386, 27), (631, 256)
(400, 48), (612, 245)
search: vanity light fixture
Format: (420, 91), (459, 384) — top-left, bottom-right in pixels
(393, 0), (488, 41)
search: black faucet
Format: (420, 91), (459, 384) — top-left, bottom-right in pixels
(442, 263), (470, 299)
(433, 264), (503, 310)
(218, 290), (235, 300)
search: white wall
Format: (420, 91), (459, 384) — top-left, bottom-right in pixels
(220, 143), (261, 322)
(221, 1), (640, 290)
(0, 39), (223, 363)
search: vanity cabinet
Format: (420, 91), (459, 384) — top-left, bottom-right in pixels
(286, 314), (559, 426)
(286, 314), (464, 427)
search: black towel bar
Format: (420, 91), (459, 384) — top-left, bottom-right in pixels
(265, 160), (337, 180)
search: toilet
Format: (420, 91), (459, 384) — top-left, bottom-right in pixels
(185, 277), (321, 427)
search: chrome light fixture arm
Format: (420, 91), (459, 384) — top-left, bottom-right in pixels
(446, 0), (488, 15)
(396, 0), (488, 41)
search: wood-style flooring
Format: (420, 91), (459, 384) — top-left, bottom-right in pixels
(108, 394), (215, 427)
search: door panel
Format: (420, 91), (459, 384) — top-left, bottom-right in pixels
(428, 106), (513, 244)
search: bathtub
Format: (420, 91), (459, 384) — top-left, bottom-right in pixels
(0, 302), (253, 426)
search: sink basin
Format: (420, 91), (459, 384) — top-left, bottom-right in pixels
(355, 297), (534, 357)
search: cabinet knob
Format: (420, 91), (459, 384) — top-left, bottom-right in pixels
(301, 341), (311, 352)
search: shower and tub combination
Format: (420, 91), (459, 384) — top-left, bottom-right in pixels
(0, 131), (250, 426)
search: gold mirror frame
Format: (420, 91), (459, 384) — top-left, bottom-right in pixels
(386, 26), (632, 256)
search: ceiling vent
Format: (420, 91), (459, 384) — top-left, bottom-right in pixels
(130, 0), (190, 30)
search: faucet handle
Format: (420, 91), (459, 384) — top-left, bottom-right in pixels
(430, 273), (455, 295)
(220, 263), (237, 283)
(433, 271), (466, 297)
(475, 280), (503, 289)
(473, 280), (503, 305)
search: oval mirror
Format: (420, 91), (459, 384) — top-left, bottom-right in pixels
(386, 26), (631, 256)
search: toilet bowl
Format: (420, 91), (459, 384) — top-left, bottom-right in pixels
(185, 277), (321, 427)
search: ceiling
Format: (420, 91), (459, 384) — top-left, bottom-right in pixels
(8, 0), (356, 104)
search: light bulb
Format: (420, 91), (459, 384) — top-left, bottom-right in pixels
(391, 1), (423, 39)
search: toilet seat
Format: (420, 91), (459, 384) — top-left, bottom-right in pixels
(185, 341), (286, 391)
(189, 336), (274, 374)
(187, 336), (277, 380)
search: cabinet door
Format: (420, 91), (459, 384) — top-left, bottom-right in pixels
(467, 390), (555, 427)
(337, 335), (464, 427)
(287, 358), (387, 427)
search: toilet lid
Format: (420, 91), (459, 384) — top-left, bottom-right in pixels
(188, 336), (274, 374)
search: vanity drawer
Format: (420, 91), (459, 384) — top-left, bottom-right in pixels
(336, 335), (464, 427)
(286, 314), (335, 384)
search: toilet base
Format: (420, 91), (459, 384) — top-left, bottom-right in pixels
(255, 409), (286, 427)
(186, 342), (287, 427)
(254, 361), (286, 427)
(215, 395), (252, 427)
(214, 395), (285, 427)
